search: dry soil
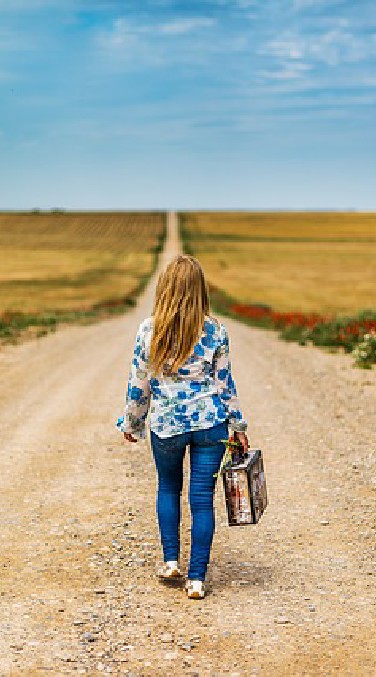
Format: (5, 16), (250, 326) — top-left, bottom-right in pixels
(0, 213), (375, 676)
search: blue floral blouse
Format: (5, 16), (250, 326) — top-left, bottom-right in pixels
(116, 314), (248, 439)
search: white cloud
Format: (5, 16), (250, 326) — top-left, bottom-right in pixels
(99, 18), (136, 49)
(0, 28), (35, 52)
(98, 15), (216, 50)
(0, 0), (91, 9)
(156, 18), (216, 35)
(95, 15), (218, 69)
(262, 37), (304, 61)
(293, 0), (328, 8)
(259, 61), (313, 80)
(261, 21), (376, 68)
(0, 70), (14, 82)
(0, 0), (60, 9)
(360, 75), (376, 87)
(95, 17), (216, 66)
(234, 0), (259, 7)
(95, 19), (163, 69)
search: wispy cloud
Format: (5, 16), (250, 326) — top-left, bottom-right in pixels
(98, 15), (216, 48)
(97, 18), (138, 50)
(293, 0), (329, 9)
(155, 18), (216, 34)
(0, 0), (66, 10)
(262, 22), (375, 67)
(0, 70), (13, 82)
(95, 19), (154, 68)
(95, 15), (219, 70)
(259, 61), (313, 80)
(0, 27), (35, 52)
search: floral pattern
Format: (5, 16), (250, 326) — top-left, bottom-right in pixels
(116, 315), (248, 439)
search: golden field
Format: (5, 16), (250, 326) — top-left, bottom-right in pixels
(179, 212), (376, 314)
(0, 212), (165, 313)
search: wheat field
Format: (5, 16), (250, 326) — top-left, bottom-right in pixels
(179, 211), (376, 314)
(0, 211), (165, 313)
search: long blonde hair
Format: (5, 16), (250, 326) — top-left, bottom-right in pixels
(149, 254), (214, 376)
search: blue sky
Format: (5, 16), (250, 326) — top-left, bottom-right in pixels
(1, 0), (375, 209)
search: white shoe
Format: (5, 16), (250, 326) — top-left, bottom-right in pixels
(185, 579), (205, 599)
(157, 561), (182, 580)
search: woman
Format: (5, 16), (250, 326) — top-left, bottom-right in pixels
(116, 254), (249, 599)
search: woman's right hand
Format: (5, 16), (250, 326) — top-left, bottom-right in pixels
(123, 432), (138, 443)
(234, 430), (249, 453)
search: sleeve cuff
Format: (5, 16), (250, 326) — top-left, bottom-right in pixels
(228, 418), (248, 433)
(115, 416), (147, 439)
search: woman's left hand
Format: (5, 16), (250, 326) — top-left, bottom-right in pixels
(123, 432), (138, 443)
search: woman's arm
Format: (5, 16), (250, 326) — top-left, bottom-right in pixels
(116, 320), (151, 440)
(213, 323), (248, 433)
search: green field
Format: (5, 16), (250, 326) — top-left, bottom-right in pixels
(179, 212), (376, 315)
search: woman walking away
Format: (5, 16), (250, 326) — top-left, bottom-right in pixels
(116, 254), (249, 599)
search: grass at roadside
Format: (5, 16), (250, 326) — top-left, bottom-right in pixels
(0, 211), (166, 343)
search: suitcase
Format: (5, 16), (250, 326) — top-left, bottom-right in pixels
(222, 448), (268, 526)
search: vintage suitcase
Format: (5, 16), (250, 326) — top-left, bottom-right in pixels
(222, 448), (268, 526)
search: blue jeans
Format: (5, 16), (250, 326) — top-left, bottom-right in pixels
(150, 420), (228, 581)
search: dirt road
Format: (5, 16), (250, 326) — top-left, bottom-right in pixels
(0, 212), (375, 676)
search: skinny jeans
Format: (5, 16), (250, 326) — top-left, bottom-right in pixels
(150, 420), (228, 581)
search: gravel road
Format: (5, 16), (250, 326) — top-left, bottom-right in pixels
(0, 212), (375, 676)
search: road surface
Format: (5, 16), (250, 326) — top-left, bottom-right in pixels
(0, 212), (375, 675)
